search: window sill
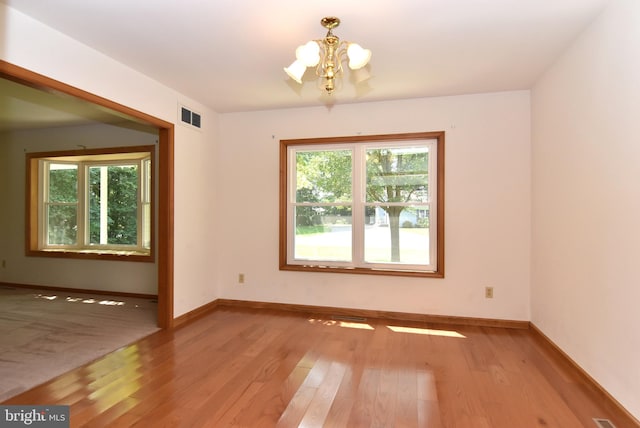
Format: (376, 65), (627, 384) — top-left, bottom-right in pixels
(280, 263), (444, 278)
(27, 249), (154, 263)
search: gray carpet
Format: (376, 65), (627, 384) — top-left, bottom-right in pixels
(0, 285), (159, 402)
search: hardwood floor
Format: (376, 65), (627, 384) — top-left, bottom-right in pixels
(2, 306), (636, 427)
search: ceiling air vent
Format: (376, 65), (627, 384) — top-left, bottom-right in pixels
(179, 105), (201, 129)
(593, 418), (616, 428)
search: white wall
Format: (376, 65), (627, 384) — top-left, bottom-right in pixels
(531, 0), (640, 420)
(218, 91), (531, 321)
(0, 4), (220, 316)
(0, 124), (158, 294)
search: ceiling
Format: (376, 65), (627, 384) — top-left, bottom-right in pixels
(1, 0), (610, 116)
(0, 78), (147, 131)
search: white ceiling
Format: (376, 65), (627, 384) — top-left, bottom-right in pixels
(0, 78), (144, 131)
(1, 0), (610, 114)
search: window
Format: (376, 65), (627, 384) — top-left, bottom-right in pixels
(280, 132), (444, 277)
(27, 146), (154, 261)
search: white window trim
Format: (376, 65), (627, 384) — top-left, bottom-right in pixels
(38, 154), (151, 255)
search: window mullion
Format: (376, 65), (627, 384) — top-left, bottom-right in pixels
(99, 165), (109, 245)
(428, 141), (438, 268)
(287, 148), (296, 264)
(40, 160), (48, 248)
(78, 162), (86, 248)
(352, 146), (364, 266)
(137, 159), (143, 251)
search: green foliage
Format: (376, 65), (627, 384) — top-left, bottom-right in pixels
(296, 150), (352, 202)
(47, 167), (78, 245)
(417, 216), (430, 229)
(88, 165), (139, 245)
(47, 205), (77, 245)
(49, 167), (77, 203)
(295, 188), (318, 227)
(295, 225), (328, 235)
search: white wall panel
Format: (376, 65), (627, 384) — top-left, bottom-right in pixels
(531, 0), (640, 419)
(218, 91), (531, 321)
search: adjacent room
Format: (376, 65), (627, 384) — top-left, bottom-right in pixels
(0, 0), (638, 426)
(0, 77), (162, 400)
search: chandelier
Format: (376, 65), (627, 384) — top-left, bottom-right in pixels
(284, 17), (372, 95)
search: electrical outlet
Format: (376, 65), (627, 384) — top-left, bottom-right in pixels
(485, 286), (494, 299)
(238, 273), (245, 284)
(1, 260), (5, 268)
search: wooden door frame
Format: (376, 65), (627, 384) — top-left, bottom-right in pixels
(0, 60), (174, 328)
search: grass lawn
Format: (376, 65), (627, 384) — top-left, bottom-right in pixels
(294, 226), (430, 264)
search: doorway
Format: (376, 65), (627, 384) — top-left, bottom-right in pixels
(0, 60), (174, 328)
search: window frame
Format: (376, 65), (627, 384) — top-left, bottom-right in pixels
(279, 132), (445, 278)
(26, 145), (155, 262)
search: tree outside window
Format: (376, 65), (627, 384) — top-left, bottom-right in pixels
(88, 164), (139, 246)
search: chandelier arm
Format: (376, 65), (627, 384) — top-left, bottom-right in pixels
(334, 41), (348, 75)
(311, 39), (325, 78)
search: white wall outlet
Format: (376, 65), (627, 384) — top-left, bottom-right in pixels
(238, 273), (245, 284)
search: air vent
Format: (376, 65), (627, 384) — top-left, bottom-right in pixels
(593, 418), (616, 428)
(179, 105), (202, 129)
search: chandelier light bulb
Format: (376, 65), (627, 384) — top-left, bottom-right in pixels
(284, 60), (307, 84)
(296, 41), (321, 67)
(347, 43), (372, 70)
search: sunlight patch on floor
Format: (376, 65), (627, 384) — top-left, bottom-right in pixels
(386, 325), (466, 338)
(307, 318), (466, 336)
(35, 294), (126, 306)
(308, 318), (375, 330)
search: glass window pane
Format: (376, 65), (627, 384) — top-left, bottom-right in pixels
(366, 146), (429, 203)
(142, 203), (151, 249)
(364, 206), (430, 264)
(47, 205), (77, 245)
(48, 164), (77, 203)
(142, 159), (151, 203)
(88, 165), (139, 246)
(294, 206), (351, 261)
(296, 150), (352, 203)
